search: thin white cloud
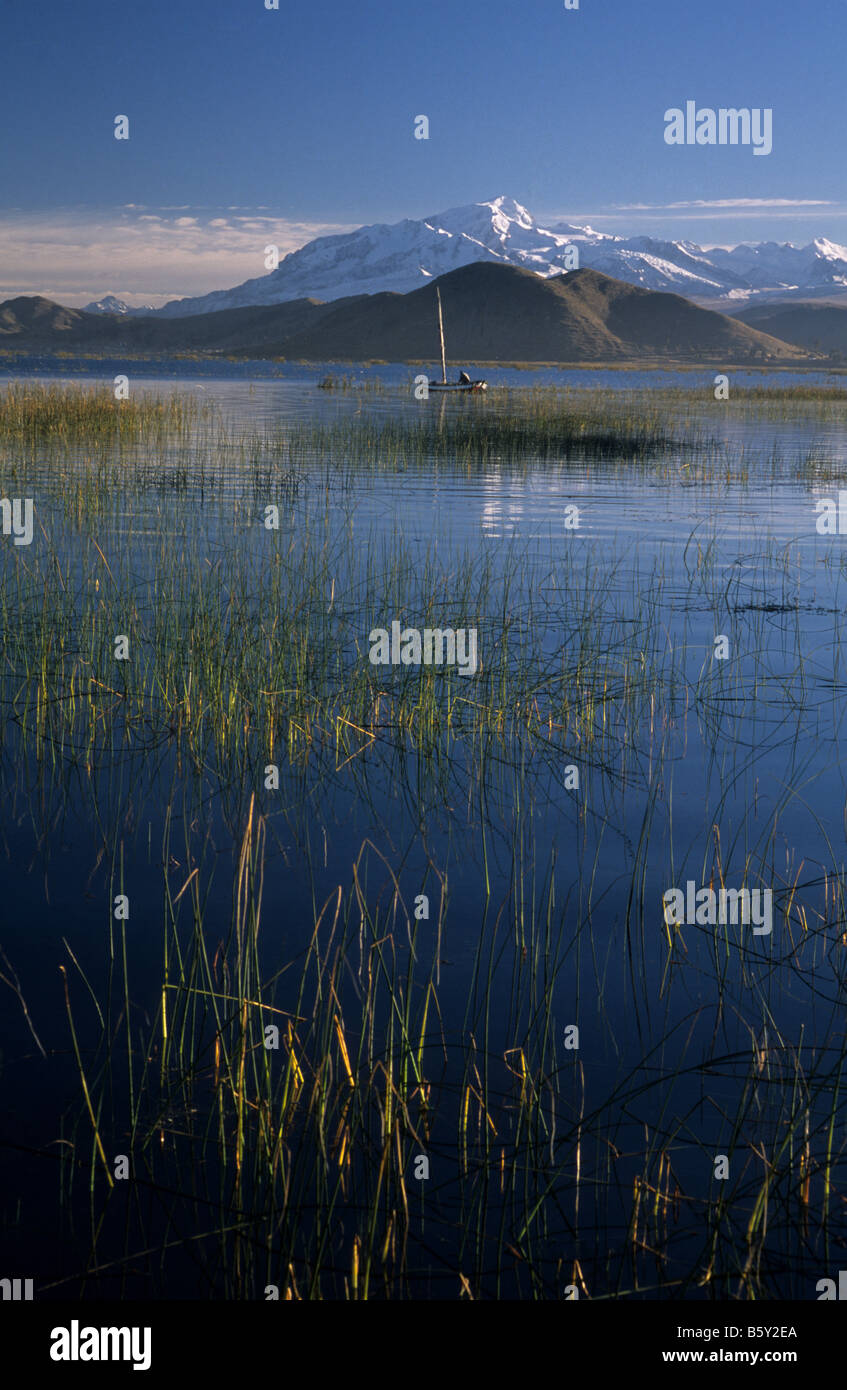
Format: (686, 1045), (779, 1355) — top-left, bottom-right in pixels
(0, 207), (356, 307)
(615, 198), (837, 211)
(543, 199), (845, 225)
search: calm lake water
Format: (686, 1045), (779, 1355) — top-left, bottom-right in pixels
(2, 366), (847, 1300)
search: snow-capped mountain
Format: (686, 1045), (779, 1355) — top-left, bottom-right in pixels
(85, 294), (155, 315)
(572, 235), (746, 297)
(140, 197), (847, 318)
(705, 238), (847, 292)
(148, 197), (601, 317)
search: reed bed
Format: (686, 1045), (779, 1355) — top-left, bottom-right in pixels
(0, 382), (204, 446)
(286, 394), (688, 465)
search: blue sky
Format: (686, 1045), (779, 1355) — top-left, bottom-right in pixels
(1, 0), (844, 302)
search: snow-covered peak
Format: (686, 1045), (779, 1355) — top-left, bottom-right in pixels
(809, 236), (847, 261)
(84, 294), (156, 315)
(488, 195), (535, 231)
(84, 295), (132, 315)
(431, 196), (534, 232)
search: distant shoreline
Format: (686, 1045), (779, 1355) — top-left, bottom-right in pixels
(0, 351), (839, 376)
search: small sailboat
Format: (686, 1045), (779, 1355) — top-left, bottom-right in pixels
(428, 287), (487, 392)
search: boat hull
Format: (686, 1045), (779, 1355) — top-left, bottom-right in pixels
(429, 382), (487, 392)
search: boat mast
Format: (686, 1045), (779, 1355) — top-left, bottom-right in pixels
(436, 287), (447, 384)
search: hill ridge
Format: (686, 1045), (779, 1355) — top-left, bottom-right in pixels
(0, 262), (818, 366)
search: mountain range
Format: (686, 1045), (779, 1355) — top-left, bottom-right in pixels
(1, 262), (817, 366)
(87, 196), (847, 320)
